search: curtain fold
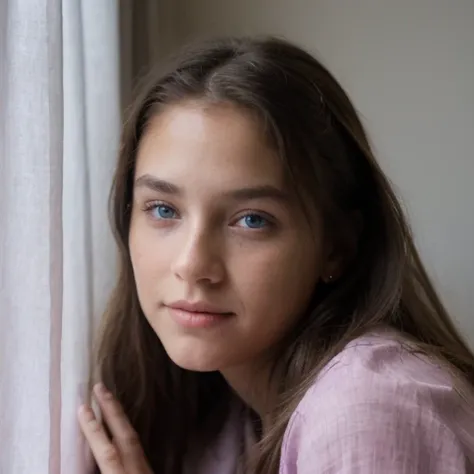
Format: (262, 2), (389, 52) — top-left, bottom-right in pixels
(0, 1), (120, 472)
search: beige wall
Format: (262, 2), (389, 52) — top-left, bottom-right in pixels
(162, 0), (474, 340)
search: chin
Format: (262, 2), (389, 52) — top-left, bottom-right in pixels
(161, 338), (229, 372)
(170, 356), (221, 372)
(149, 316), (245, 372)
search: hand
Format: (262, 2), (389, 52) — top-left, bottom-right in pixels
(78, 383), (153, 474)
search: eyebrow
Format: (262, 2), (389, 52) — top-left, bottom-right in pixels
(134, 174), (290, 203)
(134, 174), (181, 194)
(227, 185), (290, 203)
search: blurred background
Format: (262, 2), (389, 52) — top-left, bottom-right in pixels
(0, 1), (473, 472)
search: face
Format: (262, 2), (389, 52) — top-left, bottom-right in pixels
(129, 101), (327, 372)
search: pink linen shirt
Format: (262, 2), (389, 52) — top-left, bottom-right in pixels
(189, 329), (474, 473)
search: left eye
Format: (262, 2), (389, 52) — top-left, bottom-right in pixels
(236, 214), (269, 229)
(150, 204), (178, 220)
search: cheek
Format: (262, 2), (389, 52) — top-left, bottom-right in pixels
(129, 224), (167, 302)
(234, 239), (321, 326)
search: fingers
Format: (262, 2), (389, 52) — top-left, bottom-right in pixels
(78, 404), (126, 474)
(93, 383), (151, 474)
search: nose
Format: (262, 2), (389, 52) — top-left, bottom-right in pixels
(171, 226), (225, 285)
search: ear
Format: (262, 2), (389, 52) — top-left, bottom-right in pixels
(321, 251), (345, 284)
(321, 211), (363, 283)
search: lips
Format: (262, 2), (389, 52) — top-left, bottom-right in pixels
(165, 300), (234, 328)
(166, 300), (233, 316)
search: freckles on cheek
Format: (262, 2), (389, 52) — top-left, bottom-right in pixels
(241, 253), (292, 298)
(251, 252), (315, 307)
(132, 246), (158, 278)
(129, 234), (152, 281)
(129, 248), (158, 315)
(129, 222), (152, 266)
(130, 230), (173, 284)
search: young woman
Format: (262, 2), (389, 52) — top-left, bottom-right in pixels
(78, 36), (474, 473)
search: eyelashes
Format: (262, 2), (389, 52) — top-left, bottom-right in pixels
(143, 201), (179, 220)
(141, 201), (276, 231)
(233, 212), (272, 230)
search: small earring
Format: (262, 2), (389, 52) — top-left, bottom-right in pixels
(326, 275), (334, 283)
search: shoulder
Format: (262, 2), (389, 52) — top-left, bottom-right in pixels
(280, 329), (474, 473)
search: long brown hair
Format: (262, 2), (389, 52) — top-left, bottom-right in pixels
(94, 36), (474, 473)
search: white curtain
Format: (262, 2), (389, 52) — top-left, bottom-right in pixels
(0, 1), (120, 472)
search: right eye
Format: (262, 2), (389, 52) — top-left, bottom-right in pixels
(144, 202), (179, 220)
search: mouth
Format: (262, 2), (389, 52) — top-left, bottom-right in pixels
(165, 301), (235, 328)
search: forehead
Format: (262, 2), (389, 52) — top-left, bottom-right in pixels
(135, 102), (286, 188)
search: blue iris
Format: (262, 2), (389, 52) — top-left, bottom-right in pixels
(241, 214), (267, 229)
(153, 204), (177, 219)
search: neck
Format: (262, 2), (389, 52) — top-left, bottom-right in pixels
(220, 356), (280, 424)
